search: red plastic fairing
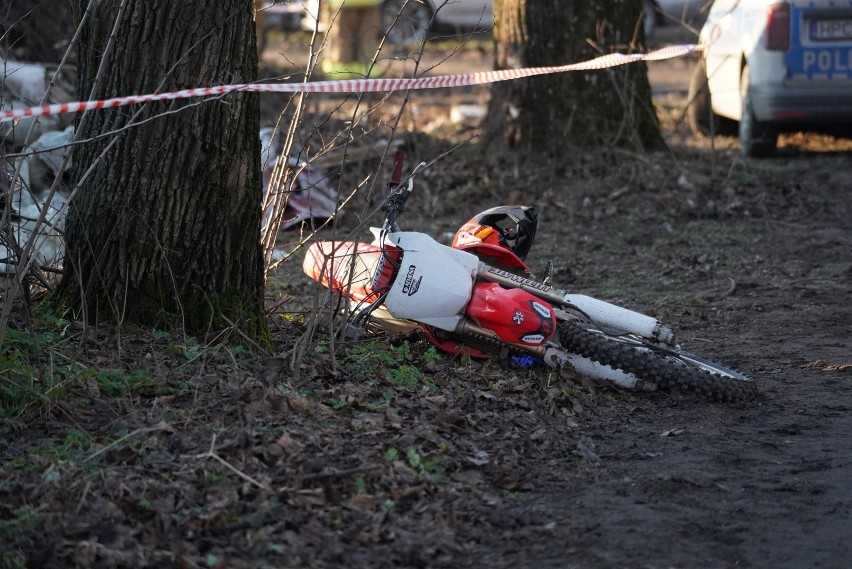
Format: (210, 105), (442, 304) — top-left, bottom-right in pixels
(303, 241), (386, 302)
(369, 244), (403, 291)
(466, 282), (556, 346)
(420, 326), (489, 358)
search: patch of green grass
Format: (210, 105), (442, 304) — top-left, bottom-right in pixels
(0, 319), (72, 418)
(77, 368), (153, 397)
(0, 507), (42, 548)
(388, 364), (421, 390)
(811, 261), (851, 278)
(0, 550), (27, 569)
(383, 447), (399, 461)
(267, 543), (286, 555)
(422, 346), (440, 364)
(201, 469), (225, 485)
(170, 337), (206, 361)
(164, 334), (250, 366)
(3, 455), (43, 475)
(0, 359), (44, 418)
(57, 429), (91, 456)
(152, 329), (171, 341)
(279, 312), (305, 324)
(405, 446), (422, 470)
(252, 420), (283, 438)
(387, 443), (456, 484)
(559, 383), (587, 404)
(341, 339), (436, 394)
(1, 428), (99, 481)
(1, 315), (165, 418)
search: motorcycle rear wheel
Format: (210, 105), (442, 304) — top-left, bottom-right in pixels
(557, 320), (756, 402)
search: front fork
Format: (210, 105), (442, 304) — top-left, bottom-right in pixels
(476, 263), (676, 346)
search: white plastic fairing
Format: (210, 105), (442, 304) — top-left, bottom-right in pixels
(384, 231), (479, 331)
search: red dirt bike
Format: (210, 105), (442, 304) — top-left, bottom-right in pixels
(303, 153), (756, 401)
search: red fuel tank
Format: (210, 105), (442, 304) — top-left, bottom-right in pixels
(466, 283), (556, 346)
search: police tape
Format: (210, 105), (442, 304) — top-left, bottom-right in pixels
(0, 44), (701, 124)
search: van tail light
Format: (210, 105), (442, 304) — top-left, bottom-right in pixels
(765, 3), (791, 51)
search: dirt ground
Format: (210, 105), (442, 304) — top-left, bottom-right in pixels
(2, 30), (852, 569)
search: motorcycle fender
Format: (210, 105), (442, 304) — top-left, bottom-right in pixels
(303, 241), (382, 302)
(384, 232), (479, 332)
(467, 283), (557, 346)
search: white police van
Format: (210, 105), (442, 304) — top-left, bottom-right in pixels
(688, 0), (852, 156)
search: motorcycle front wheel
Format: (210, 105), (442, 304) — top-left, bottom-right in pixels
(557, 319), (756, 402)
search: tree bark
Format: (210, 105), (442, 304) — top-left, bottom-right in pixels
(59, 0), (268, 343)
(484, 0), (664, 154)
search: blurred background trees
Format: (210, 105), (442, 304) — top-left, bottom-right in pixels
(483, 0), (664, 154)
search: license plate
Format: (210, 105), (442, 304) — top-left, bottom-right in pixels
(810, 19), (852, 41)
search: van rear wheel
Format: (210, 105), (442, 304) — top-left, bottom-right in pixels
(739, 65), (778, 157)
(381, 0), (431, 45)
(688, 59), (737, 137)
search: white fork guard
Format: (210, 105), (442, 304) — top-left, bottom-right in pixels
(544, 347), (640, 388)
(563, 294), (673, 344)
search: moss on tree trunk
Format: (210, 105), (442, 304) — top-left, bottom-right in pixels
(58, 0), (269, 345)
(484, 0), (665, 154)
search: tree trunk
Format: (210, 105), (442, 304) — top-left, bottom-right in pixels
(59, 0), (268, 343)
(484, 0), (664, 154)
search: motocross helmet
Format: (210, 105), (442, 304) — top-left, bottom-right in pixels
(452, 205), (539, 260)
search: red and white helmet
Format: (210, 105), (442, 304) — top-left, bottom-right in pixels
(452, 205), (539, 260)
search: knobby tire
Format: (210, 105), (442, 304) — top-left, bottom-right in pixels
(558, 320), (756, 402)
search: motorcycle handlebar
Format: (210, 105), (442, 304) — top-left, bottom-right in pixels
(382, 160), (427, 232)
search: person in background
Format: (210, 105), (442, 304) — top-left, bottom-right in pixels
(321, 0), (382, 78)
(255, 0), (267, 56)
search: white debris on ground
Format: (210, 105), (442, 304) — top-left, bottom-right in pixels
(1, 59), (74, 146)
(449, 103), (487, 127)
(260, 126), (338, 233)
(0, 66), (338, 276)
(1, 59), (74, 277)
(0, 163), (67, 275)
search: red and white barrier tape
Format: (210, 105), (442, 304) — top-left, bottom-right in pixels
(0, 44), (700, 124)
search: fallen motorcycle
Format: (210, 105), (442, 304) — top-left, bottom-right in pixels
(303, 153), (756, 402)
